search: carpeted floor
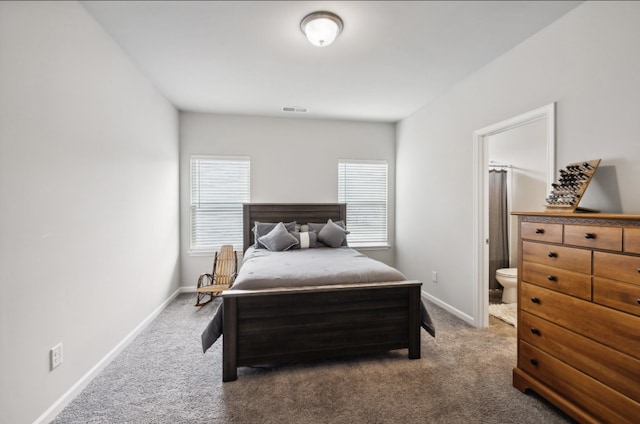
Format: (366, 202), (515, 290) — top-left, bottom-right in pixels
(52, 294), (575, 423)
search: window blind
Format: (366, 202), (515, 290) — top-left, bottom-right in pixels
(190, 156), (250, 252)
(338, 160), (388, 247)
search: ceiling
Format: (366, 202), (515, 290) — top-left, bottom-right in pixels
(81, 1), (581, 123)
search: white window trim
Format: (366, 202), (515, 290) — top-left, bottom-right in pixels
(351, 243), (391, 251)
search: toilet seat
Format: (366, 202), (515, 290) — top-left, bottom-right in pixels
(496, 268), (517, 278)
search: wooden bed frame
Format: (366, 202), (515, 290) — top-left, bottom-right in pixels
(221, 203), (422, 382)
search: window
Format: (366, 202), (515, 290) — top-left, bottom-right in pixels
(338, 160), (388, 247)
(190, 156), (250, 252)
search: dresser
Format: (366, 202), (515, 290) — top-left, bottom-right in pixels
(512, 213), (640, 424)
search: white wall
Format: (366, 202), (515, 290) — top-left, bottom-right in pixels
(396, 1), (640, 323)
(180, 113), (396, 285)
(0, 2), (180, 423)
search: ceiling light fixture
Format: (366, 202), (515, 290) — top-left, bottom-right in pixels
(300, 11), (343, 47)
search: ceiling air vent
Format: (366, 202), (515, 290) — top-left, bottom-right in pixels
(282, 106), (308, 113)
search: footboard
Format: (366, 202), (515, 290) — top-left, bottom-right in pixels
(222, 281), (422, 381)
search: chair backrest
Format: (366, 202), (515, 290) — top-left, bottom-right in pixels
(214, 245), (237, 287)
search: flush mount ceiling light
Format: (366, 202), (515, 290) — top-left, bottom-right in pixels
(300, 11), (343, 47)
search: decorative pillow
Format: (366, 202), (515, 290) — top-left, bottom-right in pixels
(317, 219), (349, 248)
(254, 221), (296, 248)
(289, 231), (318, 249)
(307, 220), (346, 231)
(308, 220), (349, 247)
(258, 222), (299, 251)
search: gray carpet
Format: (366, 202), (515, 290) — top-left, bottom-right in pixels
(52, 294), (574, 423)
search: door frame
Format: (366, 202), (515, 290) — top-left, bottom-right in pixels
(471, 103), (556, 327)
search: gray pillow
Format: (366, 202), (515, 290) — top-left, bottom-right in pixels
(254, 221), (296, 248)
(308, 220), (349, 247)
(318, 219), (349, 248)
(258, 222), (299, 251)
(308, 220), (346, 232)
(289, 231), (318, 249)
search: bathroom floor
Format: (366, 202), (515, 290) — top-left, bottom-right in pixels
(489, 288), (504, 304)
(489, 288), (517, 328)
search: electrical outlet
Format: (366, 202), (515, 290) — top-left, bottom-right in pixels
(50, 343), (63, 370)
(432, 271), (437, 283)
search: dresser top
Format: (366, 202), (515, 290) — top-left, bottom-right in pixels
(513, 211), (640, 221)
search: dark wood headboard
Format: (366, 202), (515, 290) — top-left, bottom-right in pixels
(243, 203), (347, 252)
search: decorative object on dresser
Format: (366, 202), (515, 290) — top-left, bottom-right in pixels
(544, 159), (601, 212)
(194, 245), (238, 307)
(513, 212), (640, 423)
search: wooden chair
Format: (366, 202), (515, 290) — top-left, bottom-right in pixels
(195, 245), (238, 306)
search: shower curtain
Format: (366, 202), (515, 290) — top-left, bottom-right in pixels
(488, 169), (509, 290)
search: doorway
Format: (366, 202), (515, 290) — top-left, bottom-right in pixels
(471, 103), (556, 328)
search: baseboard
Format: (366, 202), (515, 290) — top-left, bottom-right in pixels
(421, 290), (475, 326)
(33, 287), (183, 424)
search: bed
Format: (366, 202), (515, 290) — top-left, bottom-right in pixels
(202, 203), (435, 382)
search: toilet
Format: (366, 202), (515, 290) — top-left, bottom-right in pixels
(496, 268), (518, 304)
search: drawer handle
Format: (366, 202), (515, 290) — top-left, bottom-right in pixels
(637, 298), (640, 305)
(530, 327), (540, 335)
(547, 275), (556, 282)
(535, 228), (545, 234)
(584, 233), (596, 239)
(531, 297), (540, 304)
(637, 268), (640, 274)
(530, 359), (538, 366)
(547, 252), (557, 258)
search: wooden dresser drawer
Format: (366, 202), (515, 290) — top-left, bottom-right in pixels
(518, 341), (640, 423)
(521, 222), (563, 243)
(594, 251), (640, 285)
(593, 277), (640, 317)
(520, 311), (640, 402)
(515, 213), (640, 423)
(564, 224), (622, 251)
(522, 241), (591, 274)
(522, 261), (591, 300)
(624, 227), (640, 254)
(520, 282), (640, 360)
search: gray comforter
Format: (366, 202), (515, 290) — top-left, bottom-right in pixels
(202, 247), (435, 352)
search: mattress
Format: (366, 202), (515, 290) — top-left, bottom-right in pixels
(232, 246), (408, 290)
